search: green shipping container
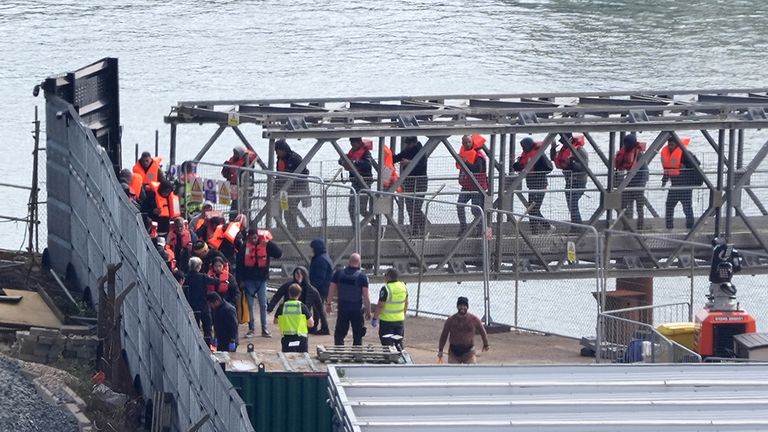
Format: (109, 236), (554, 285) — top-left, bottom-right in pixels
(226, 364), (332, 432)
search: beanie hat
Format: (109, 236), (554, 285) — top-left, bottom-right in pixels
(623, 134), (638, 148)
(520, 137), (535, 151)
(457, 296), (469, 307)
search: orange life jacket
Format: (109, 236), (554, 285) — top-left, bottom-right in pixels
(661, 138), (689, 176)
(164, 244), (176, 271)
(133, 157), (162, 186)
(151, 182), (180, 219)
(167, 227), (192, 252)
(207, 265), (231, 295)
(554, 135), (585, 170)
(129, 173), (143, 199)
(381, 145), (402, 191)
(244, 230), (273, 268)
(348, 139), (374, 161)
(207, 225), (226, 250)
(223, 221), (241, 243)
(456, 134), (486, 168)
(517, 142), (543, 168)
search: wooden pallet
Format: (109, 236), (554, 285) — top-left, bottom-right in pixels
(316, 345), (401, 364)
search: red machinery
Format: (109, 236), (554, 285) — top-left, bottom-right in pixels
(694, 239), (757, 357)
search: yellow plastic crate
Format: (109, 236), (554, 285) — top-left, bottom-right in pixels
(656, 322), (697, 351)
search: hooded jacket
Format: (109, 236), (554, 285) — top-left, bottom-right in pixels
(267, 266), (324, 318)
(309, 239), (334, 297)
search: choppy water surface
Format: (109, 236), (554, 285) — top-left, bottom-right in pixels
(1, 0), (767, 335)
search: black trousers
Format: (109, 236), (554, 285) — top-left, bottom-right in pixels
(281, 335), (309, 353)
(335, 307), (365, 346)
(621, 190), (645, 229)
(378, 321), (405, 351)
(457, 191), (483, 230)
(665, 188), (694, 229)
(349, 182), (372, 224)
(403, 177), (427, 235)
(193, 308), (212, 343)
(528, 190), (550, 233)
(564, 176), (585, 225)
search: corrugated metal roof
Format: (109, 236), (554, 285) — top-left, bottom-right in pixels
(327, 364), (768, 432)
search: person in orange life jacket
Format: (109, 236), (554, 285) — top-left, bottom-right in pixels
(133, 151), (166, 186)
(550, 133), (589, 225)
(118, 168), (145, 204)
(192, 240), (227, 273)
(210, 213), (245, 265)
(273, 283), (314, 353)
(661, 137), (698, 230)
(185, 257), (220, 344)
(196, 214), (224, 244)
(615, 134), (649, 230)
(268, 266), (330, 336)
(145, 180), (180, 235)
(393, 136), (429, 236)
(236, 228), (283, 338)
(155, 237), (176, 271)
(207, 256), (239, 308)
(513, 137), (554, 234)
(309, 239), (334, 302)
(206, 292), (239, 352)
(339, 138), (375, 225)
(167, 217), (198, 273)
(190, 201), (214, 233)
(456, 135), (488, 237)
(275, 139), (311, 232)
(326, 253), (372, 346)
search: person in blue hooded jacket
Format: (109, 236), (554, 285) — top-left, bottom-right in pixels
(309, 239), (334, 301)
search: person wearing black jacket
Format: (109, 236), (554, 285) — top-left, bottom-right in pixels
(661, 138), (699, 230)
(513, 137), (554, 234)
(184, 256), (219, 344)
(192, 241), (227, 273)
(393, 136), (428, 236)
(268, 266), (330, 335)
(207, 292), (239, 352)
(309, 239), (334, 301)
(551, 134), (589, 226)
(275, 139), (311, 232)
(339, 138), (375, 225)
(236, 229), (283, 338)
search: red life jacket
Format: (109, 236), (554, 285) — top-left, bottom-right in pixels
(517, 141), (544, 168)
(554, 135), (585, 170)
(458, 151), (489, 191)
(615, 142), (646, 171)
(167, 227), (192, 253)
(164, 244), (176, 271)
(244, 230), (273, 268)
(207, 265), (231, 295)
(222, 149), (258, 183)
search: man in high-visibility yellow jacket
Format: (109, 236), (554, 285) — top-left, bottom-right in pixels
(372, 268), (409, 351)
(274, 283), (314, 353)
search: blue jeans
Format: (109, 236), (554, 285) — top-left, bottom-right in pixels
(244, 279), (268, 332)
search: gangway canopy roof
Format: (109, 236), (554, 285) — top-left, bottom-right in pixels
(328, 363), (768, 432)
(164, 88), (768, 139)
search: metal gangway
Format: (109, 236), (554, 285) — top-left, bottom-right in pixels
(165, 89), (768, 282)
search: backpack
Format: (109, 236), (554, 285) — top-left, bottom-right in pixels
(685, 153), (705, 187)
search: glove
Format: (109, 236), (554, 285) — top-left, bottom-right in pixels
(371, 319), (378, 328)
(227, 342), (237, 352)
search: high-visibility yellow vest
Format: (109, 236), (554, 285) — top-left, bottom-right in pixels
(277, 300), (308, 337)
(379, 281), (407, 322)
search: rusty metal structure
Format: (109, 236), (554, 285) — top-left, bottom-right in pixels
(165, 89), (768, 281)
